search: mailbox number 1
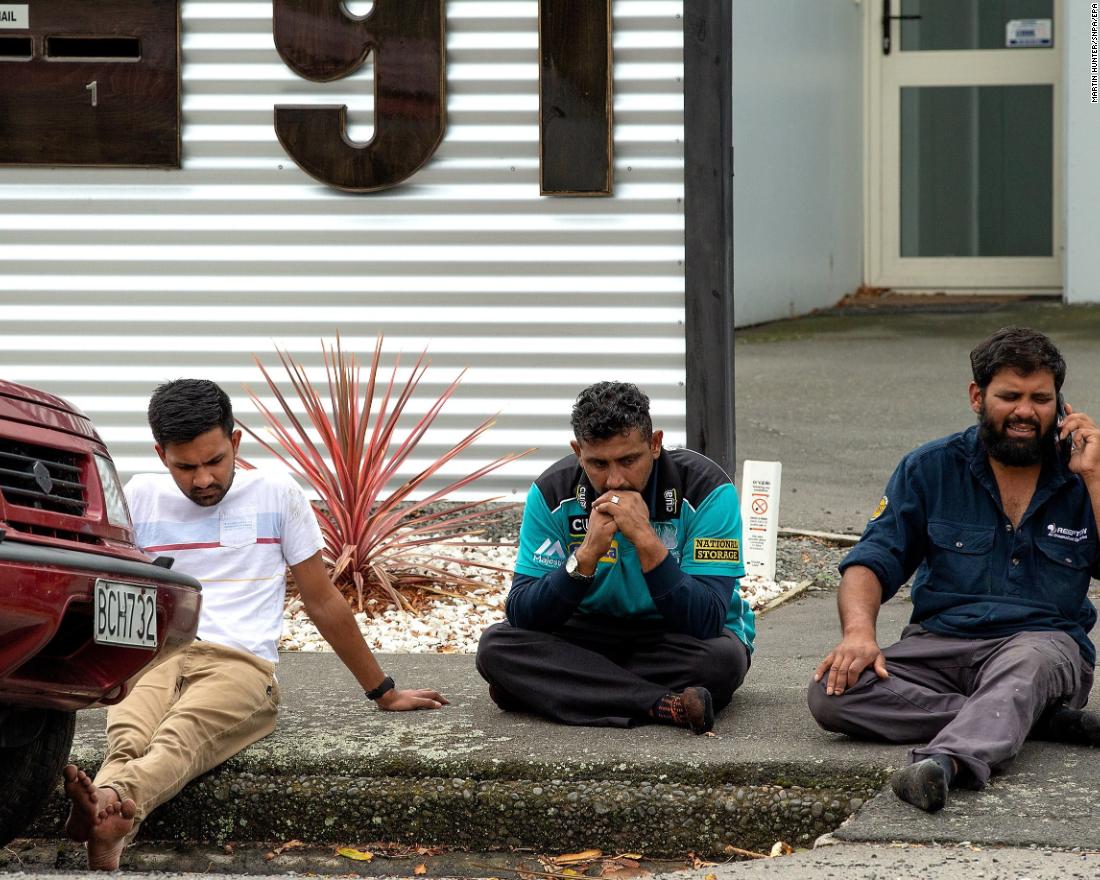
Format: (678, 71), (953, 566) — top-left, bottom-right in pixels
(85, 80), (98, 107)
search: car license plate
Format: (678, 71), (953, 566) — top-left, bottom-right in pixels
(94, 579), (157, 649)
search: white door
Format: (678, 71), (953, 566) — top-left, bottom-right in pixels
(866, 0), (1063, 291)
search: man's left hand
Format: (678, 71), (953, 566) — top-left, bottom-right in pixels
(376, 687), (449, 711)
(1062, 404), (1100, 482)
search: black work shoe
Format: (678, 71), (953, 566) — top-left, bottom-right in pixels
(651, 687), (715, 734)
(1033, 706), (1100, 746)
(890, 758), (950, 813)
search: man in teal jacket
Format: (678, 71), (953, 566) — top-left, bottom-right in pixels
(476, 382), (754, 734)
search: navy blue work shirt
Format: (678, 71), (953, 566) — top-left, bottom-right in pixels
(841, 425), (1100, 665)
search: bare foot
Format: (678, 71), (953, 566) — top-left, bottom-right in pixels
(63, 764), (100, 843)
(86, 788), (137, 871)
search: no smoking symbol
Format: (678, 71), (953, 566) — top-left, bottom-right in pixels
(751, 498), (768, 515)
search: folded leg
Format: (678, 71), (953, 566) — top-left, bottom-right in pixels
(475, 621), (667, 727)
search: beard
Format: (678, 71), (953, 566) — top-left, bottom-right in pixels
(188, 485), (229, 506)
(187, 470), (234, 507)
(978, 403), (1054, 467)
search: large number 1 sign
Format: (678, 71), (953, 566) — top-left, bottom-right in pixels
(273, 1), (447, 192)
(273, 1), (614, 196)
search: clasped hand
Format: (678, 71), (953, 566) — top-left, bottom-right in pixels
(574, 490), (653, 572)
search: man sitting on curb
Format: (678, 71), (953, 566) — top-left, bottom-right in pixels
(477, 381), (754, 734)
(808, 327), (1100, 812)
(64, 379), (447, 869)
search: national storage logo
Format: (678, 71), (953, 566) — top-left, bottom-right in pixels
(692, 538), (740, 563)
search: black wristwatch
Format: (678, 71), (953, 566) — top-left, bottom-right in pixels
(365, 675), (396, 701)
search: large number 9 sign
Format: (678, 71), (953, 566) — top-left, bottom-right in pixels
(273, 0), (446, 193)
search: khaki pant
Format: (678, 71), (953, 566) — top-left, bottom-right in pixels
(94, 640), (280, 838)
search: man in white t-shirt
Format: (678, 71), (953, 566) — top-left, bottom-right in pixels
(63, 379), (447, 870)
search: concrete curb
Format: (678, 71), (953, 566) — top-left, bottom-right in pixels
(30, 744), (887, 856)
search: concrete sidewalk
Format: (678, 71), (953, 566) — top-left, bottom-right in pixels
(32, 589), (890, 856)
(26, 585), (1100, 861)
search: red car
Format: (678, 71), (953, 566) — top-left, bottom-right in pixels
(0, 380), (201, 845)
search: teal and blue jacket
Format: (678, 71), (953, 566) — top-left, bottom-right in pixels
(842, 425), (1100, 665)
(509, 447), (755, 650)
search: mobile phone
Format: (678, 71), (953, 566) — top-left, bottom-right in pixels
(1056, 392), (1074, 464)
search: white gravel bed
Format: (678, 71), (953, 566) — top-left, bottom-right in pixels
(279, 544), (797, 654)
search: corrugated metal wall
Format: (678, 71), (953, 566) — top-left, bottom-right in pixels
(0, 0), (686, 498)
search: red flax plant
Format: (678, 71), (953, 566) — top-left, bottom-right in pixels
(239, 335), (532, 614)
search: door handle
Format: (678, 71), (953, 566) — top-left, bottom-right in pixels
(882, 0), (922, 55)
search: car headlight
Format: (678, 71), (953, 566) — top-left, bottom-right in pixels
(94, 455), (132, 529)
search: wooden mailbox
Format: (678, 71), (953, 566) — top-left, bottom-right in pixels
(0, 0), (180, 167)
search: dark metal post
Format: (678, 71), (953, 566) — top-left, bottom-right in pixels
(683, 0), (735, 473)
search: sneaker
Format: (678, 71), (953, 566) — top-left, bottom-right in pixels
(890, 757), (951, 813)
(1033, 706), (1100, 746)
(651, 687), (714, 735)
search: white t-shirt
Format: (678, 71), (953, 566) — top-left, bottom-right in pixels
(124, 468), (324, 663)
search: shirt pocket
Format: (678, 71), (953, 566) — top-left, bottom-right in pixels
(926, 520), (995, 595)
(219, 507), (257, 549)
(1034, 539), (1096, 616)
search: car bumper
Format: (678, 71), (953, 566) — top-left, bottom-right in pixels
(0, 539), (202, 710)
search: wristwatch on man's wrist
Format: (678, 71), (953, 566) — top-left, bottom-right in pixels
(365, 675), (396, 701)
(565, 551), (595, 584)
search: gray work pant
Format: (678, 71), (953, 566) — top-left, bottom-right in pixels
(476, 615), (750, 727)
(807, 625), (1093, 787)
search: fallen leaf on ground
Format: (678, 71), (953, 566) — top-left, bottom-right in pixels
(703, 731), (717, 737)
(360, 842), (446, 859)
(704, 874), (717, 880)
(599, 861), (650, 879)
(720, 846), (768, 861)
(274, 840), (306, 856)
(690, 853), (717, 869)
(613, 854), (644, 861)
(414, 863), (428, 875)
(553, 849), (603, 865)
(336, 847), (375, 862)
(769, 842), (793, 858)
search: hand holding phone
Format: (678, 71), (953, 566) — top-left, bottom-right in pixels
(1057, 393), (1075, 464)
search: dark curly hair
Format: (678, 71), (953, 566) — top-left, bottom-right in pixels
(570, 381), (653, 442)
(970, 327), (1066, 392)
(147, 379), (235, 447)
